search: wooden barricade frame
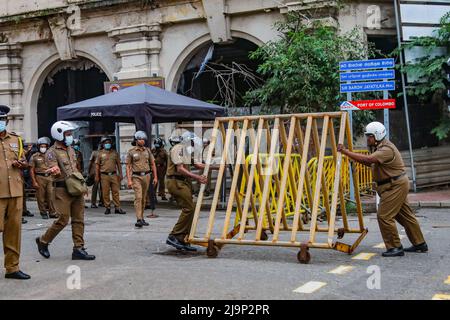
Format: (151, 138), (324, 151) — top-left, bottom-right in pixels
(188, 111), (368, 263)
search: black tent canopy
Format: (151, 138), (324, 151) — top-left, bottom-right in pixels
(57, 83), (226, 141)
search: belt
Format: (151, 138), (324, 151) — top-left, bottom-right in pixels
(376, 173), (406, 187)
(132, 171), (150, 176)
(101, 172), (117, 176)
(53, 181), (66, 188)
(167, 175), (187, 182)
(36, 172), (51, 177)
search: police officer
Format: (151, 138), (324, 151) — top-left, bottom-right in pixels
(36, 121), (95, 261)
(30, 137), (58, 219)
(126, 131), (158, 228)
(165, 134), (216, 251)
(73, 138), (84, 174)
(338, 121), (427, 257)
(153, 137), (168, 200)
(0, 105), (30, 280)
(22, 142), (34, 219)
(88, 144), (103, 208)
(95, 137), (126, 215)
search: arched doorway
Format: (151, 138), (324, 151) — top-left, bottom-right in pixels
(176, 38), (262, 113)
(36, 58), (110, 171)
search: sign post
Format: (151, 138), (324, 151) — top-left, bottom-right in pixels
(339, 58), (396, 206)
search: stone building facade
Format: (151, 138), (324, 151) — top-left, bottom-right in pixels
(0, 0), (397, 154)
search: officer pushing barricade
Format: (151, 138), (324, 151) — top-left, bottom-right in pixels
(95, 136), (126, 215)
(125, 131), (158, 228)
(338, 121), (427, 257)
(165, 133), (218, 251)
(36, 121), (95, 261)
(30, 137), (58, 219)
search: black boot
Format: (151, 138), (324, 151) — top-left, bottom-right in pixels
(135, 220), (144, 228)
(40, 212), (49, 219)
(23, 210), (34, 217)
(5, 271), (31, 280)
(104, 208), (111, 215)
(166, 235), (186, 250)
(72, 248), (96, 260)
(404, 242), (428, 253)
(141, 219), (149, 226)
(91, 204), (98, 209)
(22, 218), (27, 224)
(36, 237), (50, 259)
(382, 246), (404, 257)
(114, 208), (126, 214)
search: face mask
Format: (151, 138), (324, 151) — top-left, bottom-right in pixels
(104, 143), (112, 150)
(0, 120), (6, 132)
(74, 145), (80, 151)
(39, 147), (47, 154)
(65, 135), (74, 147)
(154, 143), (161, 148)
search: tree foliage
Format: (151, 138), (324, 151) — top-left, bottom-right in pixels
(244, 13), (381, 134)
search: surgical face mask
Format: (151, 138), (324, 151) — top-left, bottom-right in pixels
(39, 147), (47, 154)
(0, 120), (6, 132)
(74, 145), (80, 151)
(104, 143), (112, 150)
(65, 135), (74, 147)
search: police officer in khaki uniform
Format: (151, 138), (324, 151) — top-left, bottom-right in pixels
(152, 138), (168, 200)
(338, 121), (427, 257)
(30, 137), (57, 219)
(126, 131), (157, 228)
(36, 121), (95, 261)
(0, 105), (30, 280)
(88, 145), (103, 208)
(95, 137), (126, 215)
(165, 134), (216, 251)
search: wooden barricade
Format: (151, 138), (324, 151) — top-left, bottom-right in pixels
(188, 112), (368, 264)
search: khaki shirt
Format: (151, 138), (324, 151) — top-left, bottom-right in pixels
(0, 132), (25, 198)
(45, 144), (79, 182)
(126, 146), (154, 172)
(153, 148), (168, 167)
(371, 139), (405, 182)
(30, 152), (49, 174)
(89, 150), (99, 176)
(75, 150), (84, 173)
(166, 144), (191, 177)
(96, 149), (120, 173)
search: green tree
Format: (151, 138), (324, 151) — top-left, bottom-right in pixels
(245, 13), (381, 134)
(395, 12), (450, 140)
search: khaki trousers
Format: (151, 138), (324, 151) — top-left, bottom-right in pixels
(132, 175), (150, 220)
(101, 174), (121, 209)
(41, 187), (85, 249)
(377, 175), (425, 249)
(156, 166), (166, 196)
(0, 197), (22, 273)
(36, 175), (56, 214)
(167, 179), (195, 242)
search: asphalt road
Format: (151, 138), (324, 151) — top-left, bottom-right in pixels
(1, 201), (449, 300)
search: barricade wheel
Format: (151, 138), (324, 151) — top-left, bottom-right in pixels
(298, 244), (311, 264)
(206, 240), (219, 258)
(260, 231), (268, 241)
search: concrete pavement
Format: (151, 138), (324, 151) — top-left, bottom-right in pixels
(1, 201), (449, 300)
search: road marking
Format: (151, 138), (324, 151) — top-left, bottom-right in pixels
(328, 265), (355, 275)
(445, 276), (450, 285)
(352, 252), (376, 260)
(293, 281), (327, 294)
(373, 242), (386, 249)
(432, 294), (450, 300)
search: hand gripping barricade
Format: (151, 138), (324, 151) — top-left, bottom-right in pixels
(188, 112), (368, 264)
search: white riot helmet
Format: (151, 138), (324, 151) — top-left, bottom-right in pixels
(364, 121), (386, 141)
(37, 137), (51, 146)
(51, 121), (76, 142)
(134, 130), (148, 141)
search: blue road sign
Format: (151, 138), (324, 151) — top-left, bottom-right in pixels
(339, 58), (395, 71)
(340, 70), (395, 82)
(340, 81), (395, 93)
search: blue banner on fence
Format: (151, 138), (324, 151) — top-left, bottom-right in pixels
(340, 81), (396, 93)
(340, 70), (395, 82)
(339, 58), (395, 71)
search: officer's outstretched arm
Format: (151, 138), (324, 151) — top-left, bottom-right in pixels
(337, 144), (379, 167)
(177, 164), (207, 184)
